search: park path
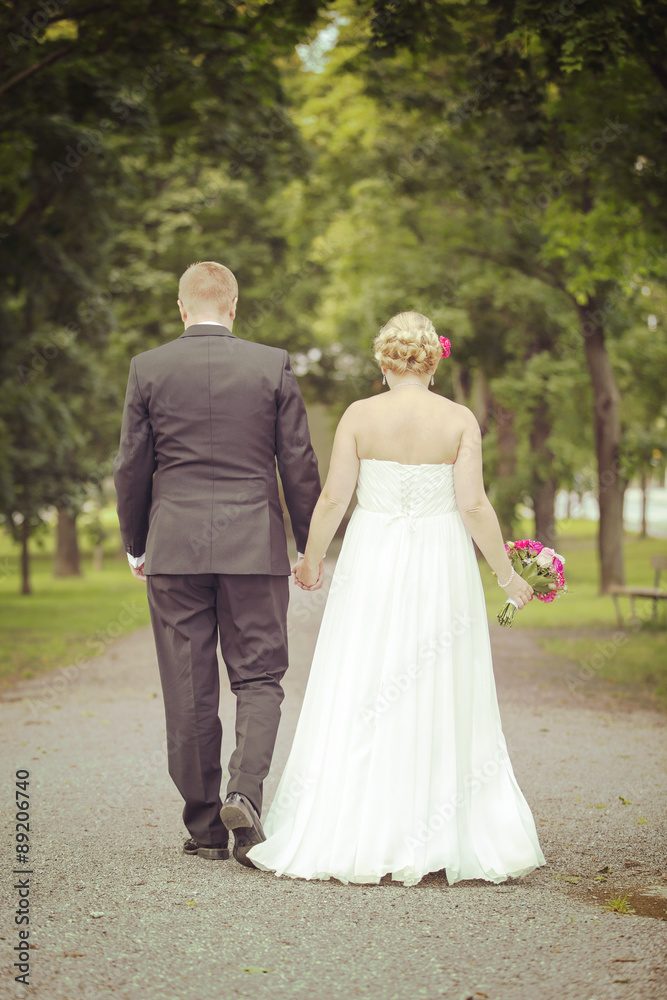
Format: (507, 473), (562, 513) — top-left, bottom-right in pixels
(1, 564), (666, 1000)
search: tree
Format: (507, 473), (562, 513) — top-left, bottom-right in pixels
(349, 0), (667, 590)
(0, 376), (82, 594)
(0, 0), (328, 582)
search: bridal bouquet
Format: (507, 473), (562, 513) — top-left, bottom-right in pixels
(496, 540), (567, 627)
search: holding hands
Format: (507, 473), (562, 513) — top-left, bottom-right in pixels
(130, 562), (147, 582)
(292, 556), (325, 591)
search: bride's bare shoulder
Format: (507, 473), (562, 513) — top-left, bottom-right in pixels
(334, 397), (371, 429)
(342, 394), (382, 415)
(434, 395), (475, 419)
(451, 403), (483, 442)
(451, 399), (476, 416)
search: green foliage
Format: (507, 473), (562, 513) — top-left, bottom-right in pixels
(1, 0), (666, 598)
(280, 1), (667, 589)
(0, 0), (328, 584)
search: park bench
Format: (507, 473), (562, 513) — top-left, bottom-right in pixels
(608, 555), (667, 626)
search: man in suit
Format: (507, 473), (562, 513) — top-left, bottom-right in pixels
(113, 261), (322, 864)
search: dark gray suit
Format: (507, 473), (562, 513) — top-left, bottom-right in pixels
(113, 323), (320, 846)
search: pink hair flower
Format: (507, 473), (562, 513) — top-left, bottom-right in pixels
(439, 336), (451, 358)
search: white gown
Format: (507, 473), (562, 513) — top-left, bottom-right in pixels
(247, 459), (546, 886)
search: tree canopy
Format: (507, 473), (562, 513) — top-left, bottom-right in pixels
(0, 0), (665, 592)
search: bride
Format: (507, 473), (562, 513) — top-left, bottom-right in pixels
(246, 311), (546, 886)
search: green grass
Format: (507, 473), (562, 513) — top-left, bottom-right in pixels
(0, 522), (150, 687)
(540, 629), (667, 698)
(603, 894), (635, 915)
(477, 518), (667, 704)
(478, 518), (667, 628)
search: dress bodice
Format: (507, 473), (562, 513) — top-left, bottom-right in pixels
(356, 458), (457, 519)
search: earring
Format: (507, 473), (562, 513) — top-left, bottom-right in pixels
(430, 374), (434, 385)
(382, 373), (386, 385)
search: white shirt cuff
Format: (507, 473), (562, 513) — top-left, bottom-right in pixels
(127, 552), (146, 568)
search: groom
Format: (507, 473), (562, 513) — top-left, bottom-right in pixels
(113, 261), (321, 864)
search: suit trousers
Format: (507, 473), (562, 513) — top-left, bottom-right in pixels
(146, 572), (290, 846)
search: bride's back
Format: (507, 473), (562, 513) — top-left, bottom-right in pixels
(352, 389), (466, 467)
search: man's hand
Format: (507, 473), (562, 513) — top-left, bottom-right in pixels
(130, 562), (147, 582)
(292, 557), (324, 591)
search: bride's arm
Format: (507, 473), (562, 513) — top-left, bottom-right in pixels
(453, 408), (532, 606)
(299, 404), (361, 574)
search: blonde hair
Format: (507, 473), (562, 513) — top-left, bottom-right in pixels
(178, 261), (238, 316)
(372, 311), (440, 377)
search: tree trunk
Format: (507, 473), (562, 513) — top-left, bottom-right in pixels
(529, 396), (557, 549)
(620, 477), (629, 536)
(53, 507), (81, 577)
(452, 367), (492, 433)
(451, 363), (470, 406)
(640, 471), (648, 539)
(21, 519), (31, 596)
(495, 405), (518, 541)
(578, 298), (625, 592)
(471, 370), (492, 434)
(92, 543), (104, 572)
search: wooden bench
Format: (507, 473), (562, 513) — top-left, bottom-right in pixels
(608, 556), (667, 626)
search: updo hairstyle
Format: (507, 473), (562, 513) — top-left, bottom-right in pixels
(372, 311), (440, 378)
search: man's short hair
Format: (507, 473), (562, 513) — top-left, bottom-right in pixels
(178, 261), (238, 315)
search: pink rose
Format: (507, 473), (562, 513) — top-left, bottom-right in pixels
(537, 591), (557, 603)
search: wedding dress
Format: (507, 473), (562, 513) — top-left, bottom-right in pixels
(247, 459), (546, 886)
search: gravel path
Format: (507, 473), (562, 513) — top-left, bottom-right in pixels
(1, 565), (666, 1000)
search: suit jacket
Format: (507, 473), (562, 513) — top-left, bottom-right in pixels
(112, 324), (321, 575)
